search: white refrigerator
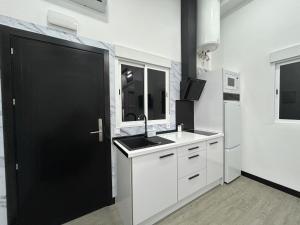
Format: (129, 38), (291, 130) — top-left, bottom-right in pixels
(196, 69), (242, 183)
(224, 101), (241, 183)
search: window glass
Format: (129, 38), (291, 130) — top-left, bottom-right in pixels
(279, 61), (300, 120)
(147, 69), (166, 120)
(121, 64), (144, 122)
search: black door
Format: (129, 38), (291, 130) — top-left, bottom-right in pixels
(11, 35), (111, 225)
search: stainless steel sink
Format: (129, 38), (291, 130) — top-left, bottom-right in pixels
(118, 136), (174, 151)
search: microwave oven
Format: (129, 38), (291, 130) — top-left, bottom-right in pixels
(224, 71), (240, 94)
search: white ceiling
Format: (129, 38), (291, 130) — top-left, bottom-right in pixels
(221, 0), (253, 18)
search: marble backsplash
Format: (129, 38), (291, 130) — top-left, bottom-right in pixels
(0, 14), (181, 224)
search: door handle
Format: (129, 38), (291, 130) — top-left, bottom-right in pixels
(90, 131), (101, 134)
(188, 174), (200, 180)
(159, 153), (175, 159)
(90, 118), (103, 142)
(188, 146), (199, 151)
(188, 154), (199, 160)
(210, 141), (218, 145)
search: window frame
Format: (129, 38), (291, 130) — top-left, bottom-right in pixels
(116, 58), (170, 128)
(275, 57), (300, 123)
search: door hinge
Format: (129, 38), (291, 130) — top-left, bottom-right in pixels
(10, 48), (14, 55)
(119, 89), (121, 95)
(16, 163), (19, 170)
(12, 98), (16, 106)
(276, 89), (279, 95)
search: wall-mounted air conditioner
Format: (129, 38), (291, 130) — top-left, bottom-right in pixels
(70, 0), (107, 12)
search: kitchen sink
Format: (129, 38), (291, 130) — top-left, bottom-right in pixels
(117, 136), (174, 151)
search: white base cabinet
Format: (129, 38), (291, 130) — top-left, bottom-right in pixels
(116, 137), (223, 225)
(132, 149), (177, 225)
(207, 138), (223, 185)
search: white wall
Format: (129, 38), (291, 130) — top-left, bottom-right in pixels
(195, 69), (224, 132)
(213, 0), (300, 191)
(0, 0), (181, 61)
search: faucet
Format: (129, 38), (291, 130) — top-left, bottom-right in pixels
(138, 114), (148, 137)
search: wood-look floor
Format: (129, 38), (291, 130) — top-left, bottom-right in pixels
(64, 176), (300, 225)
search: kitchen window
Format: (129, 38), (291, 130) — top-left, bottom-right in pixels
(116, 60), (170, 127)
(275, 58), (300, 121)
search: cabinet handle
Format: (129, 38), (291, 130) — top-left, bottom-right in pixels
(188, 154), (199, 160)
(210, 141), (218, 145)
(188, 174), (200, 180)
(188, 146), (199, 151)
(159, 153), (174, 159)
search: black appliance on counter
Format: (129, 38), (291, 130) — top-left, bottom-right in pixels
(176, 100), (194, 130)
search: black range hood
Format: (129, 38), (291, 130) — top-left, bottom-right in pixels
(180, 78), (206, 101)
(181, 0), (206, 101)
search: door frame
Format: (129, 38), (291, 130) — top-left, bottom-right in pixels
(0, 25), (112, 225)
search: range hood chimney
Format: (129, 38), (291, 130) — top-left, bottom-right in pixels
(181, 0), (206, 101)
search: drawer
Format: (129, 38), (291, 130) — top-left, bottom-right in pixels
(178, 170), (206, 201)
(178, 151), (206, 178)
(178, 142), (206, 157)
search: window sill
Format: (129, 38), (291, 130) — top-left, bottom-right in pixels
(117, 119), (171, 129)
(274, 119), (300, 125)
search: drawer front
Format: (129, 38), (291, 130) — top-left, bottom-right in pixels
(178, 142), (206, 157)
(178, 170), (206, 201)
(178, 151), (206, 178)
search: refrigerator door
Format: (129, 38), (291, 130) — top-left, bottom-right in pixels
(225, 101), (241, 149)
(225, 145), (241, 183)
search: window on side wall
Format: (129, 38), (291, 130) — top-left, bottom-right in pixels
(117, 60), (170, 127)
(275, 59), (300, 121)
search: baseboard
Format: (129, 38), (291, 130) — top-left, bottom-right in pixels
(110, 197), (115, 205)
(241, 171), (300, 198)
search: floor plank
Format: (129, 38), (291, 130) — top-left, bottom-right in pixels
(64, 176), (300, 225)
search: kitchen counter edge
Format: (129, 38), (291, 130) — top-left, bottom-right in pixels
(113, 131), (224, 158)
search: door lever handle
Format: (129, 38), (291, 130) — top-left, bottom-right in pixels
(90, 118), (103, 142)
(90, 131), (102, 134)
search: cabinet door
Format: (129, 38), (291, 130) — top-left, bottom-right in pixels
(132, 149), (177, 225)
(207, 138), (223, 185)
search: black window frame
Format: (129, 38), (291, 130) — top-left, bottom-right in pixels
(117, 60), (170, 127)
(276, 59), (300, 121)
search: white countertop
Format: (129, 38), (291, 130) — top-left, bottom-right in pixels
(114, 131), (224, 158)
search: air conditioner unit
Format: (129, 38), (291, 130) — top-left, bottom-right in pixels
(70, 0), (107, 12)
